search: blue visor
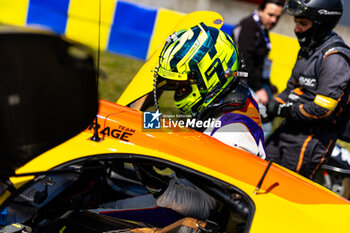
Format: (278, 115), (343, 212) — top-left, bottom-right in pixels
(285, 0), (308, 16)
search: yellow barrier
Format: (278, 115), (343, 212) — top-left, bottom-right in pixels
(269, 32), (300, 93)
(66, 0), (117, 50)
(0, 0), (29, 26)
(0, 0), (300, 97)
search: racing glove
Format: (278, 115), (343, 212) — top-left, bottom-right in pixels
(261, 100), (293, 123)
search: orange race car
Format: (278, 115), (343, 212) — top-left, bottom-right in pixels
(0, 15), (350, 233)
(2, 98), (350, 233)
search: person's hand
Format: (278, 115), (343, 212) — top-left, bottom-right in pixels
(255, 88), (269, 105)
(260, 100), (279, 123)
(260, 100), (293, 123)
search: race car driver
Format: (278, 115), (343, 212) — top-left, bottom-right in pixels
(155, 22), (266, 158)
(91, 23), (266, 228)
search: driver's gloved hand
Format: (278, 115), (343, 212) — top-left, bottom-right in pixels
(261, 99), (293, 123)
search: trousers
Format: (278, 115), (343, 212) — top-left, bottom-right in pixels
(265, 123), (337, 178)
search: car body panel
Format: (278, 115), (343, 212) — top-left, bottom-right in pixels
(5, 99), (350, 232)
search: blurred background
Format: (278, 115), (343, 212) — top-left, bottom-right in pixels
(0, 0), (349, 148)
(124, 0), (350, 42)
(1, 0), (350, 101)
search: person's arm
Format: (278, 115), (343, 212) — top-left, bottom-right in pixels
(266, 54), (350, 123)
(288, 54), (350, 122)
(236, 20), (264, 92)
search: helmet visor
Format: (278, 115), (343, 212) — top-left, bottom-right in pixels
(156, 76), (189, 91)
(285, 0), (308, 16)
(157, 67), (188, 81)
(156, 76), (192, 101)
(156, 67), (197, 91)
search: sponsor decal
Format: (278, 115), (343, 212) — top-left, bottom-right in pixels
(299, 76), (317, 88)
(288, 93), (300, 101)
(214, 19), (223, 25)
(318, 9), (342, 15)
(88, 123), (135, 142)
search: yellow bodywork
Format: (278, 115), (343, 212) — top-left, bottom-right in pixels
(3, 100), (349, 233)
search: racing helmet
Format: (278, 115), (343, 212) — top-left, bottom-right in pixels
(155, 23), (244, 116)
(285, 0), (343, 43)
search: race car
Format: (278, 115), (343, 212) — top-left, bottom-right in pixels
(3, 97), (350, 232)
(0, 15), (350, 233)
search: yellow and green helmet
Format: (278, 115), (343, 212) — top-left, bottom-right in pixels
(155, 23), (243, 116)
